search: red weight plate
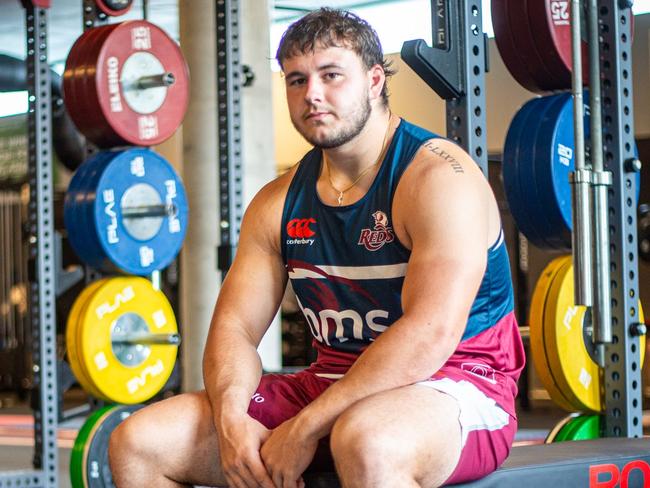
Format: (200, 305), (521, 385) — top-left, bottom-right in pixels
(92, 20), (190, 147)
(527, 0), (588, 89)
(78, 24), (121, 143)
(507, 0), (566, 92)
(65, 25), (118, 138)
(491, 0), (546, 92)
(63, 27), (102, 134)
(95, 0), (133, 16)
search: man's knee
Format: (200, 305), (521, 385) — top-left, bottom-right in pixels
(109, 418), (134, 464)
(108, 410), (153, 467)
(330, 407), (411, 474)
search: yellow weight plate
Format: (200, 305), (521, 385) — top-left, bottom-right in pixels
(78, 277), (179, 404)
(66, 280), (110, 400)
(529, 255), (576, 411)
(544, 263), (646, 413)
(76, 283), (113, 402)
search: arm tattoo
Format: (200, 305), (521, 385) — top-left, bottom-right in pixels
(423, 141), (465, 174)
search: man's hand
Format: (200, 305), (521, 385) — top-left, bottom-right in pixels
(217, 414), (275, 488)
(261, 417), (318, 488)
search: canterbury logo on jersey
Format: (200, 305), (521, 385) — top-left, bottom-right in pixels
(296, 295), (390, 346)
(287, 218), (316, 245)
(358, 210), (394, 251)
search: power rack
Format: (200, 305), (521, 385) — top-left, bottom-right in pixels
(0, 2), (58, 487)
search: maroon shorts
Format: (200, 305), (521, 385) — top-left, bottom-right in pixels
(247, 370), (516, 484)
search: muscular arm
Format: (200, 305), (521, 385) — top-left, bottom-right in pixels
(202, 178), (288, 425)
(294, 139), (497, 439)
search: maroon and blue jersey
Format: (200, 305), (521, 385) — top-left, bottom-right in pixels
(281, 119), (525, 415)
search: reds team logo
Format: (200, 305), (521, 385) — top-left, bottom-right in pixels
(286, 218), (316, 245)
(358, 211), (394, 252)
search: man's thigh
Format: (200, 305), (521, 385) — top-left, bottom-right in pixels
(115, 390), (227, 486)
(115, 372), (333, 485)
(332, 379), (515, 486)
(331, 384), (463, 486)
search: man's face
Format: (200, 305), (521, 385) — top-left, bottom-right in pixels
(282, 45), (374, 149)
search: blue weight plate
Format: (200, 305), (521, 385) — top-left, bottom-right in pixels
(502, 97), (555, 249)
(504, 98), (555, 249)
(65, 152), (115, 267)
(77, 152), (119, 270)
(92, 148), (189, 275)
(514, 94), (568, 249)
(535, 94), (641, 245)
(530, 93), (576, 249)
(534, 92), (576, 247)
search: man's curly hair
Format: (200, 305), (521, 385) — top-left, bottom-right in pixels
(275, 8), (395, 105)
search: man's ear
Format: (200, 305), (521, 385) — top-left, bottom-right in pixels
(368, 64), (386, 100)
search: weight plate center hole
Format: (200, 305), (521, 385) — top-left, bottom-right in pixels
(121, 52), (169, 114)
(111, 312), (152, 367)
(121, 182), (165, 241)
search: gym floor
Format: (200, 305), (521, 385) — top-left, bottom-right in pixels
(0, 390), (647, 487)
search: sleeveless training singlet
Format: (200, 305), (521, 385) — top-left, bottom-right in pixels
(280, 118), (525, 417)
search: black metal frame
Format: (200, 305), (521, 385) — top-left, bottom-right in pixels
(401, 0), (488, 175)
(598, 0), (643, 438)
(0, 3), (57, 487)
(216, 0), (244, 276)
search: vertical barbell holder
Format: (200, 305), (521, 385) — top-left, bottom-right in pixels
(569, 0), (594, 311)
(587, 0), (613, 347)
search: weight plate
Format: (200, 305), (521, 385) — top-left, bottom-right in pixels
(566, 414), (601, 441)
(71, 404), (143, 488)
(78, 277), (178, 404)
(530, 92), (575, 249)
(62, 29), (96, 124)
(491, 0), (546, 92)
(503, 93), (640, 250)
(65, 152), (116, 268)
(66, 279), (110, 400)
(64, 25), (119, 139)
(95, 0), (134, 16)
(514, 94), (569, 249)
(63, 20), (188, 147)
(554, 414), (601, 443)
(70, 406), (114, 488)
(529, 255), (576, 411)
(506, 0), (565, 91)
(78, 25), (121, 142)
(93, 20), (189, 147)
(502, 97), (555, 249)
(544, 262), (646, 413)
(65, 149), (188, 275)
(544, 412), (579, 443)
(639, 206), (650, 263)
(94, 149), (188, 275)
(526, 0), (588, 90)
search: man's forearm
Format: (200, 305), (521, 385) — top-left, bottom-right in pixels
(203, 323), (264, 423)
(296, 316), (460, 439)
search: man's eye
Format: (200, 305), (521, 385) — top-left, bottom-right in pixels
(325, 73), (341, 80)
(288, 78), (305, 86)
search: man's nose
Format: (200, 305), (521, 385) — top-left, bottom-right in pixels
(304, 77), (324, 104)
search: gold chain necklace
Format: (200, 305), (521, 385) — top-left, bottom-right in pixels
(325, 114), (392, 206)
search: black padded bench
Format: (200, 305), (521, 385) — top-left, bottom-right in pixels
(303, 438), (650, 487)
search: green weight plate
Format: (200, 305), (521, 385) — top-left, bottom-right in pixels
(544, 413), (578, 444)
(554, 415), (582, 443)
(84, 405), (143, 487)
(569, 414), (601, 441)
(554, 414), (601, 443)
(71, 406), (115, 488)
